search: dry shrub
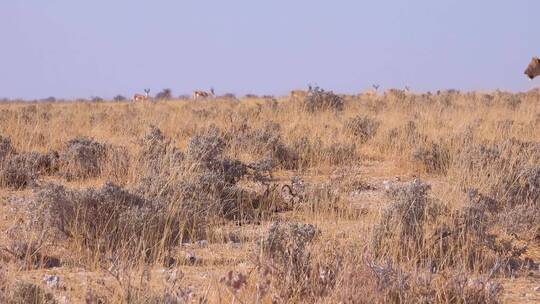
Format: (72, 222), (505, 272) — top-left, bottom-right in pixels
(0, 135), (15, 159)
(4, 240), (60, 270)
(186, 126), (226, 163)
(412, 142), (451, 174)
(220, 93), (237, 100)
(106, 267), (202, 304)
(382, 121), (428, 155)
(499, 203), (540, 241)
(134, 126), (284, 241)
(0, 147), (59, 189)
(303, 85), (344, 112)
(56, 136), (130, 182)
(371, 179), (435, 261)
(429, 189), (501, 273)
(57, 137), (107, 180)
(113, 95), (127, 102)
(102, 145), (131, 184)
(19, 151), (59, 175)
(331, 260), (502, 304)
(344, 115), (380, 143)
(182, 126), (283, 222)
(259, 221), (320, 300)
(232, 122), (299, 169)
(323, 141), (357, 166)
(136, 125), (184, 178)
(6, 281), (57, 304)
(453, 139), (540, 206)
(155, 88), (173, 100)
(0, 155), (38, 189)
(371, 180), (509, 273)
(29, 182), (179, 262)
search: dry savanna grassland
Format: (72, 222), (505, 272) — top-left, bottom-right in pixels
(2, 87), (540, 303)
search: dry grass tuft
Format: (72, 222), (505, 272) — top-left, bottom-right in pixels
(344, 115), (380, 143)
(4, 90), (540, 302)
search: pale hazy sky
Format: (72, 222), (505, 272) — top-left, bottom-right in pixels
(1, 1), (539, 99)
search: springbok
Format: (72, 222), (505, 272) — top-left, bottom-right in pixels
(525, 57), (540, 80)
(289, 89), (307, 100)
(193, 88), (215, 99)
(133, 89), (150, 102)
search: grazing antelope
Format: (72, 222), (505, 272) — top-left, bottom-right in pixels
(289, 89), (307, 100)
(193, 88), (215, 99)
(525, 57), (540, 80)
(133, 89), (150, 102)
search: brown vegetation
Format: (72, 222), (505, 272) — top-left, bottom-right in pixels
(1, 89), (540, 303)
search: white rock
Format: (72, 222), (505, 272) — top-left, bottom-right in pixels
(43, 274), (60, 289)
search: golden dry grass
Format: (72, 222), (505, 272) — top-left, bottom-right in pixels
(1, 89), (540, 303)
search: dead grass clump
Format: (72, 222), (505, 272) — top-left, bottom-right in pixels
(412, 142), (451, 174)
(290, 137), (356, 167)
(372, 180), (510, 272)
(6, 281), (57, 304)
(57, 136), (107, 180)
(0, 156), (37, 189)
(183, 128), (286, 222)
(259, 221), (319, 299)
(323, 141), (357, 166)
(344, 115), (380, 143)
(233, 122), (299, 169)
(21, 151), (59, 175)
(186, 126), (226, 164)
(454, 143), (500, 174)
(303, 85), (344, 112)
(233, 122), (280, 151)
(135, 126), (282, 240)
(3, 240), (60, 270)
(0, 135), (15, 160)
(102, 266), (203, 304)
(0, 136), (59, 188)
(30, 182), (176, 262)
(371, 179), (435, 261)
(102, 145), (130, 185)
(499, 203), (540, 241)
(0, 150), (58, 189)
(136, 125), (184, 178)
(432, 191), (497, 271)
(382, 121), (428, 155)
(503, 165), (540, 206)
(362, 260), (502, 304)
(453, 139), (540, 207)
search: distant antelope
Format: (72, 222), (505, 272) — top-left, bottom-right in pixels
(193, 88), (215, 99)
(289, 89), (307, 100)
(361, 84), (380, 97)
(525, 57), (540, 80)
(133, 89), (150, 102)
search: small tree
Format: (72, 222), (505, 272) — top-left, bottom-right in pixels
(155, 88), (173, 100)
(113, 95), (127, 102)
